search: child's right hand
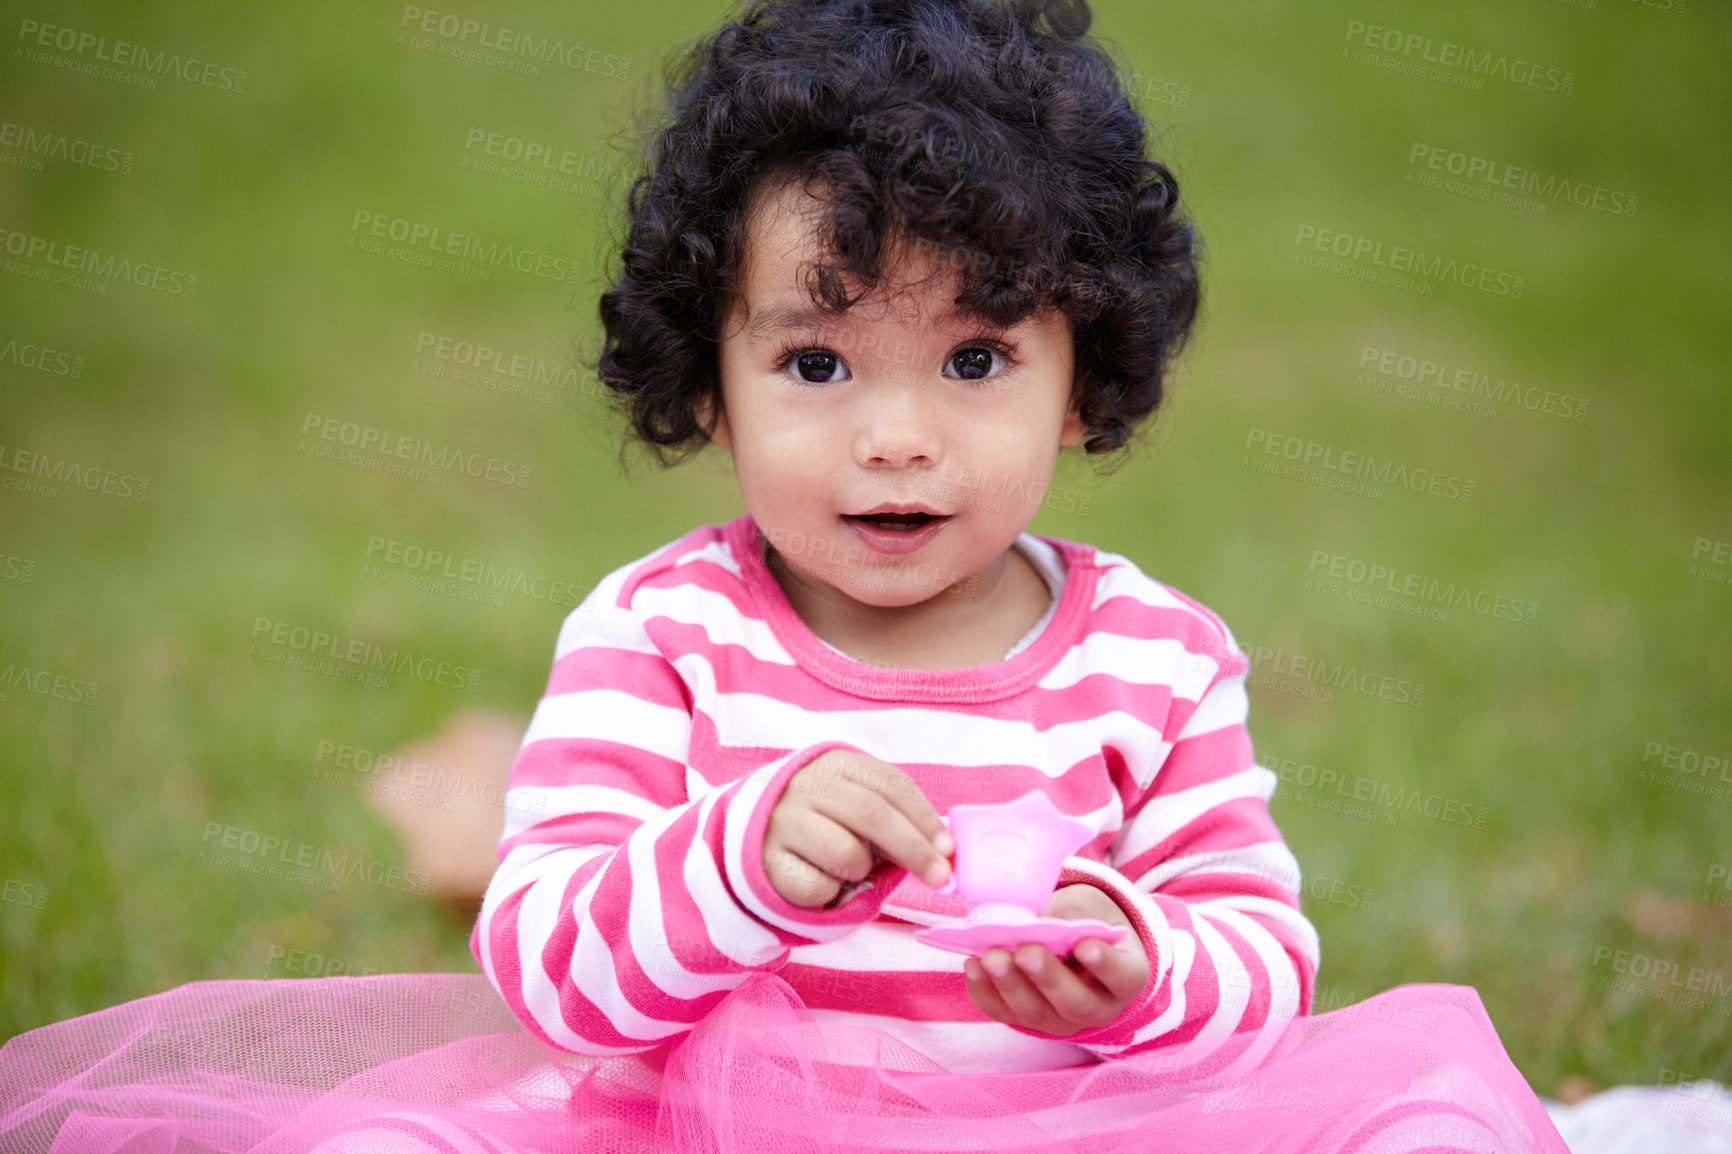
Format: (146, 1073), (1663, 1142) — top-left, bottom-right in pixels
(762, 749), (955, 909)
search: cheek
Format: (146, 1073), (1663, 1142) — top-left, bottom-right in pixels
(732, 412), (836, 495)
(956, 413), (1059, 474)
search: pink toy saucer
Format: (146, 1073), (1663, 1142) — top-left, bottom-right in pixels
(914, 903), (1129, 959)
(911, 791), (1131, 960)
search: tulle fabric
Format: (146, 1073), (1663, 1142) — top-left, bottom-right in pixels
(0, 971), (1569, 1153)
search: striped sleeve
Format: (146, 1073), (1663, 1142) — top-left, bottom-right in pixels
(468, 572), (893, 1057)
(1035, 615), (1320, 1065)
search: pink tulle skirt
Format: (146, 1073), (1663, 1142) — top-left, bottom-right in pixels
(0, 972), (1568, 1153)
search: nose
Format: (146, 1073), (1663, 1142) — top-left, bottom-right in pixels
(854, 372), (943, 472)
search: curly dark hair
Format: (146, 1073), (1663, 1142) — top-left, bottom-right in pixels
(594, 0), (1202, 466)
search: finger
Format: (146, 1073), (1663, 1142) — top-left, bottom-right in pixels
(761, 846), (840, 908)
(861, 760), (954, 856)
(962, 957), (1019, 1026)
(1013, 943), (1109, 1029)
(967, 951), (1103, 1031)
(979, 947), (1057, 1031)
(1043, 885), (1127, 928)
(825, 753), (952, 857)
(1074, 936), (1150, 1002)
(815, 776), (950, 888)
(773, 811), (875, 884)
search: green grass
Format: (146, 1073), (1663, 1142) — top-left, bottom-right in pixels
(2, 0), (1728, 1096)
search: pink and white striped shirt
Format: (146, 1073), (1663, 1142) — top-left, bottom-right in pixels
(471, 514), (1320, 1074)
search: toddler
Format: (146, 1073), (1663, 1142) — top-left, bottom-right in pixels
(475, 0), (1303, 1076)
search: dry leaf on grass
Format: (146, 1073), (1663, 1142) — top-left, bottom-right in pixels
(366, 711), (526, 914)
(1623, 888), (1706, 943)
(1553, 1074), (1598, 1105)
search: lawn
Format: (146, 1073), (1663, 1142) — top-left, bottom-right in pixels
(1, 0), (1728, 1097)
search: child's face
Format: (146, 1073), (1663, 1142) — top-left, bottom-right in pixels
(705, 181), (1085, 608)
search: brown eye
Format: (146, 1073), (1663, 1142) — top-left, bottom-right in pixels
(944, 346), (1005, 381)
(787, 350), (850, 384)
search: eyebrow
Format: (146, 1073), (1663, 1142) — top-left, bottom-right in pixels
(746, 304), (839, 342)
(745, 301), (1007, 342)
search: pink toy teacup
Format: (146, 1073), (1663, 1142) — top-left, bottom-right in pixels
(914, 790), (1130, 959)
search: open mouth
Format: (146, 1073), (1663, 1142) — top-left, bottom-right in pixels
(840, 506), (952, 555)
(842, 511), (944, 531)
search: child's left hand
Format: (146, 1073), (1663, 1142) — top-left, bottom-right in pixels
(962, 884), (1151, 1037)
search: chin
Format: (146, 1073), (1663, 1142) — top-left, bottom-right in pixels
(825, 574), (950, 607)
(843, 554), (981, 604)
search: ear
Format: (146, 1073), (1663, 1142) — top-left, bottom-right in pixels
(1058, 394), (1086, 448)
(695, 389), (732, 450)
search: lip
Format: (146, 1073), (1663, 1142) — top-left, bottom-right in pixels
(850, 502), (948, 517)
(841, 511), (953, 556)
